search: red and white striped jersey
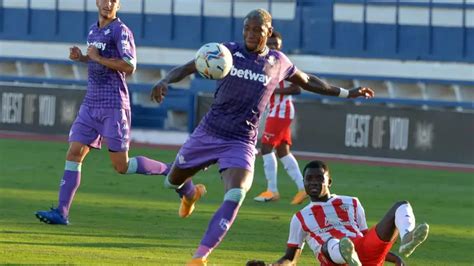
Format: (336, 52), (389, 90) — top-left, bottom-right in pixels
(267, 81), (295, 119)
(287, 195), (368, 260)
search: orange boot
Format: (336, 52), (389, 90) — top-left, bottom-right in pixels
(179, 184), (207, 218)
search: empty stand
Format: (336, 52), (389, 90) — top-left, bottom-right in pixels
(16, 62), (46, 78)
(45, 63), (76, 80)
(424, 83), (459, 102)
(387, 81), (426, 100)
(0, 61), (17, 76)
(354, 79), (391, 98)
(459, 85), (474, 102)
(130, 67), (162, 84)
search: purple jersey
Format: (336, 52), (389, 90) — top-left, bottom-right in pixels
(200, 42), (297, 143)
(83, 18), (136, 109)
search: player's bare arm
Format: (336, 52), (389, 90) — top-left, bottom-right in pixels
(287, 70), (374, 99)
(87, 45), (135, 75)
(150, 59), (196, 103)
(273, 83), (301, 95)
(385, 252), (406, 266)
(69, 46), (89, 63)
(274, 246), (301, 265)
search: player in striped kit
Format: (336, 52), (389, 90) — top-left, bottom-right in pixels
(264, 160), (429, 266)
(254, 31), (307, 205)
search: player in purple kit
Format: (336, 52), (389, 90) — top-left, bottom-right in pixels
(150, 9), (374, 266)
(35, 0), (169, 225)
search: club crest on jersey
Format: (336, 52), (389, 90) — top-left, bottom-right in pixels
(267, 55), (276, 66)
(87, 41), (107, 51)
(233, 52), (245, 59)
(104, 29), (111, 35)
(121, 28), (129, 37)
(121, 40), (130, 51)
(229, 66), (272, 86)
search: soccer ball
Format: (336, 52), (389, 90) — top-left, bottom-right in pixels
(194, 42), (233, 80)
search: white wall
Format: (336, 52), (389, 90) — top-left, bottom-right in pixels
(334, 3), (474, 27)
(1, 40), (473, 82)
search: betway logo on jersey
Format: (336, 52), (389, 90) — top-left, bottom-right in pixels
(87, 41), (107, 51)
(229, 66), (271, 86)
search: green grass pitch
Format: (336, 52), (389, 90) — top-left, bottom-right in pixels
(0, 138), (473, 265)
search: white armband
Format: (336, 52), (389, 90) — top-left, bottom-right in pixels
(338, 88), (349, 98)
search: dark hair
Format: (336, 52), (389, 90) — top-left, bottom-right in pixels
(270, 30), (282, 41)
(244, 9), (272, 28)
(303, 160), (331, 181)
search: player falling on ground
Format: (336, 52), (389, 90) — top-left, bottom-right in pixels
(150, 9), (373, 266)
(254, 31), (307, 205)
(35, 0), (169, 225)
(249, 160), (429, 266)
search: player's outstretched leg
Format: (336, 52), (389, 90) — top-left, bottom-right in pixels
(189, 168), (252, 265)
(35, 161), (82, 225)
(395, 202), (429, 257)
(377, 201), (429, 258)
(126, 156), (170, 175)
(189, 188), (245, 265)
(399, 223), (429, 257)
(163, 165), (206, 218)
(178, 181), (207, 218)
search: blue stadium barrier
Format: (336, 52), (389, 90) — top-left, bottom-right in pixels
(0, 0), (472, 62)
(130, 84), (196, 131)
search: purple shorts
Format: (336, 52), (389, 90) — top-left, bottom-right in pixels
(174, 126), (257, 172)
(69, 105), (131, 152)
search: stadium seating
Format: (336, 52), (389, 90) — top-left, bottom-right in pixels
(0, 0), (472, 131)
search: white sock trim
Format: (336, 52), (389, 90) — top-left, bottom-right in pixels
(164, 176), (184, 189)
(224, 188), (246, 205)
(65, 161), (82, 172)
(126, 157), (138, 174)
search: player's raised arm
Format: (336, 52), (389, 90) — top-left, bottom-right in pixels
(273, 82), (301, 95)
(150, 59), (197, 103)
(287, 69), (374, 99)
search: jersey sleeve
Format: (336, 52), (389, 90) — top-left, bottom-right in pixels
(115, 25), (137, 68)
(287, 214), (307, 248)
(222, 42), (239, 53)
(277, 51), (297, 82)
(355, 198), (368, 232)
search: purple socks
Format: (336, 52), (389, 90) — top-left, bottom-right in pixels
(176, 179), (196, 198)
(58, 161), (82, 217)
(194, 200), (241, 258)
